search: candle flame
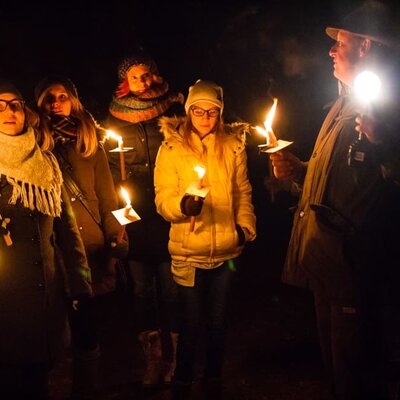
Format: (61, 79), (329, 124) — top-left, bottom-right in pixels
(255, 126), (267, 137)
(105, 129), (123, 148)
(264, 98), (278, 134)
(194, 166), (206, 179)
(105, 129), (121, 142)
(255, 98), (279, 147)
(120, 187), (131, 206)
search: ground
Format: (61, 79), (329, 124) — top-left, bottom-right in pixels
(48, 196), (400, 399)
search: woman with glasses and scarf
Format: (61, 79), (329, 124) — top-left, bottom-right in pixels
(35, 76), (128, 399)
(0, 80), (92, 399)
(154, 79), (256, 395)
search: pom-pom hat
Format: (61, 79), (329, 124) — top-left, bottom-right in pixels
(184, 79), (224, 114)
(118, 52), (159, 82)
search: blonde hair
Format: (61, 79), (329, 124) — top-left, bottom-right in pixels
(182, 113), (226, 160)
(37, 84), (98, 158)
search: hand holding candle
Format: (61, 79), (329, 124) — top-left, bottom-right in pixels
(189, 166), (206, 232)
(255, 98), (293, 202)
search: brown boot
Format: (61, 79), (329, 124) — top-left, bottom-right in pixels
(138, 330), (162, 387)
(163, 332), (178, 385)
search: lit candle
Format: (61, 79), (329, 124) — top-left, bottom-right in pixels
(189, 166), (206, 232)
(105, 129), (127, 181)
(121, 187), (132, 218)
(116, 187), (131, 242)
(255, 98), (278, 147)
(255, 98), (279, 203)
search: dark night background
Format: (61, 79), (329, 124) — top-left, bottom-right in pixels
(0, 0), (399, 139)
(1, 0), (398, 126)
(2, 1), (400, 398)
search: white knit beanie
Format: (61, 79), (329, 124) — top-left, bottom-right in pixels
(184, 79), (224, 114)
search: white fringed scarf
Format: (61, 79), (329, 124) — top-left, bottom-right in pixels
(0, 128), (63, 217)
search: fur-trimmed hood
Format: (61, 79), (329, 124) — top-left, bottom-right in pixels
(158, 115), (251, 147)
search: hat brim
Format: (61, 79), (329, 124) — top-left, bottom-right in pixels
(325, 27), (387, 45)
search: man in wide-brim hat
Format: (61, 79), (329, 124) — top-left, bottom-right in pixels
(270, 1), (400, 399)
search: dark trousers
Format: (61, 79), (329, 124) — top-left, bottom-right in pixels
(174, 262), (233, 383)
(314, 291), (388, 400)
(69, 296), (99, 352)
(129, 260), (178, 333)
(0, 363), (49, 399)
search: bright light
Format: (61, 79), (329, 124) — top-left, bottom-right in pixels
(194, 166), (206, 179)
(354, 71), (381, 103)
(120, 187), (131, 206)
(264, 98), (278, 133)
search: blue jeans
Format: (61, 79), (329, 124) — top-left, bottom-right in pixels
(174, 262), (233, 383)
(129, 260), (178, 333)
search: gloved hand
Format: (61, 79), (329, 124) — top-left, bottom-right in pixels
(180, 195), (204, 216)
(109, 237), (129, 259)
(236, 225), (246, 246)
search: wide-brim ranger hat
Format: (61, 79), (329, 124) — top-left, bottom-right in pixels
(185, 79), (224, 114)
(325, 0), (395, 47)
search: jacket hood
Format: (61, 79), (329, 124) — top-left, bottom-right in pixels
(158, 115), (250, 146)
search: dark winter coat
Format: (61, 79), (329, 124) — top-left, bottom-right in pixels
(0, 179), (91, 365)
(54, 139), (125, 295)
(104, 107), (182, 264)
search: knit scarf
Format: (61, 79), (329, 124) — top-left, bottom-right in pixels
(0, 128), (63, 217)
(50, 114), (78, 144)
(109, 80), (183, 123)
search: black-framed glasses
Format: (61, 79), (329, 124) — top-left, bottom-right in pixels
(0, 98), (25, 113)
(190, 106), (220, 118)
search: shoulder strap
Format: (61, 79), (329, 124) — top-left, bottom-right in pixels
(57, 151), (102, 227)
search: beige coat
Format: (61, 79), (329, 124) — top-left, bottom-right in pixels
(154, 116), (256, 285)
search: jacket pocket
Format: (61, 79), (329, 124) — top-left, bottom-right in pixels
(310, 204), (356, 237)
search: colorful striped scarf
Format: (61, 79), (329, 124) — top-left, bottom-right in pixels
(109, 81), (183, 123)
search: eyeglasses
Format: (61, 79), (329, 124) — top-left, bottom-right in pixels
(0, 98), (25, 113)
(190, 106), (220, 118)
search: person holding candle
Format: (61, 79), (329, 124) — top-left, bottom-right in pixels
(103, 49), (184, 388)
(154, 79), (257, 394)
(0, 80), (92, 399)
(270, 3), (400, 399)
(34, 76), (129, 399)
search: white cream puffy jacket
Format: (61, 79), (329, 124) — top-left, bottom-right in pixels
(154, 116), (256, 267)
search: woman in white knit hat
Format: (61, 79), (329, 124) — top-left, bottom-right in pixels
(154, 79), (256, 394)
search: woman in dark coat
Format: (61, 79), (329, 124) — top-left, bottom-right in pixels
(35, 76), (128, 399)
(0, 81), (92, 399)
(104, 50), (184, 387)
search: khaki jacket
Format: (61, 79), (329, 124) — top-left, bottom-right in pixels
(283, 93), (400, 303)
